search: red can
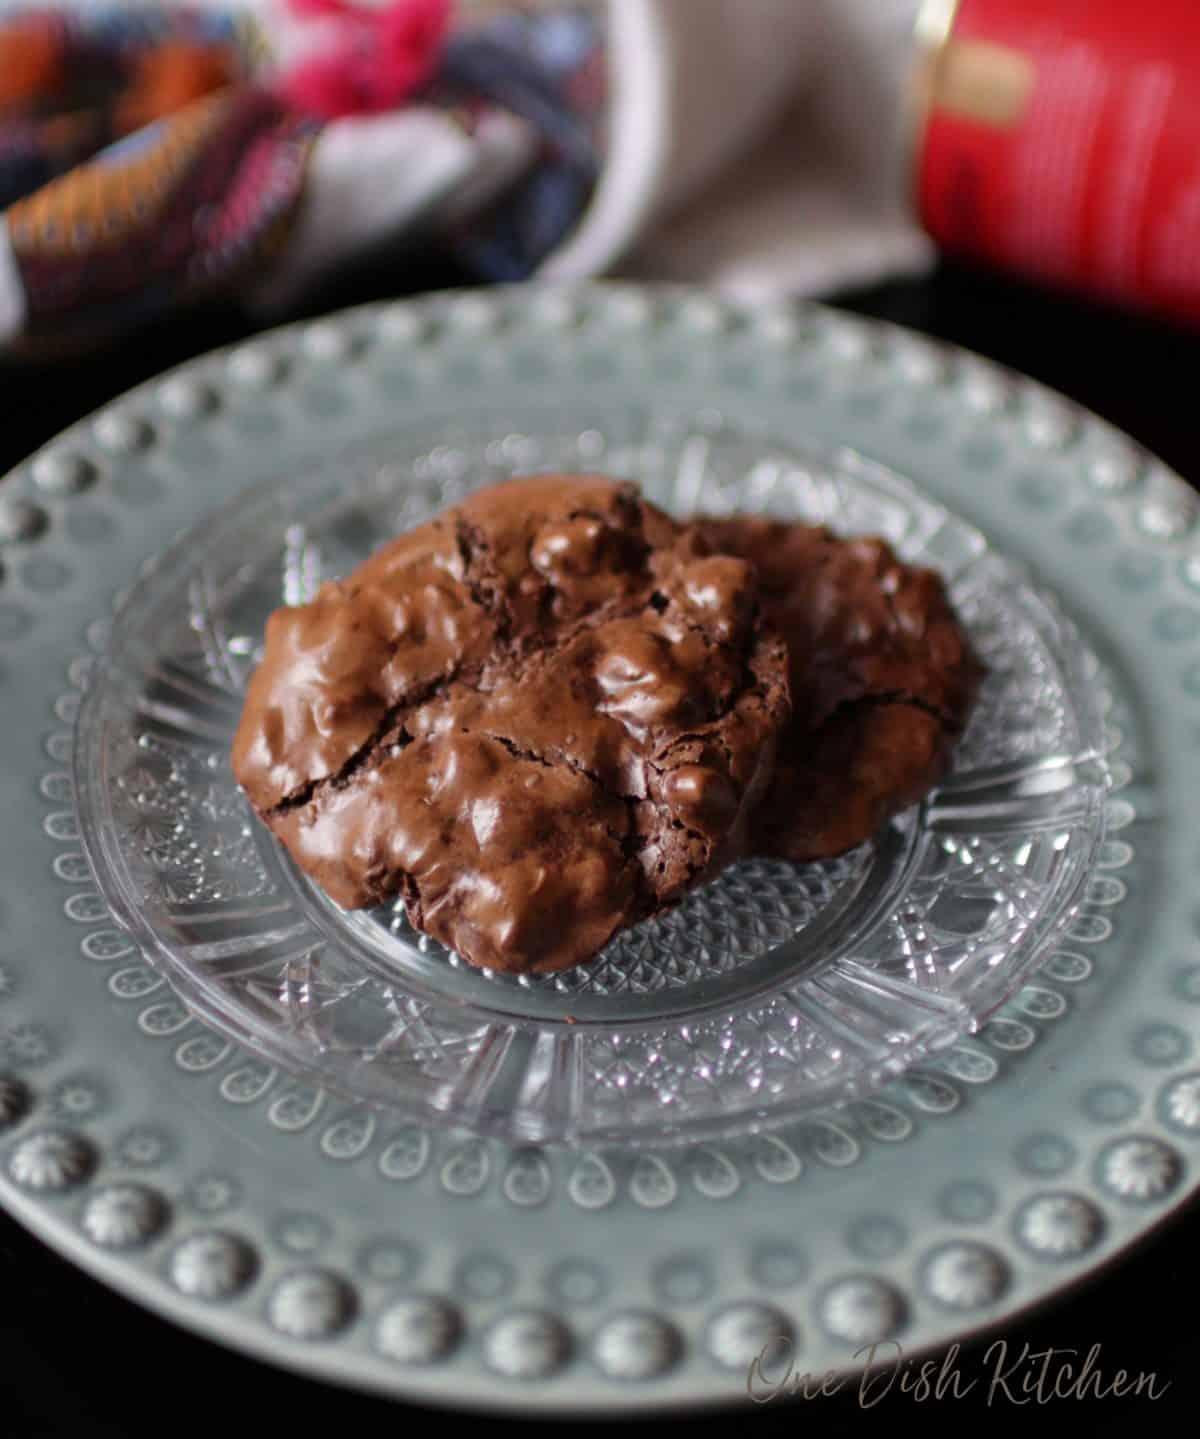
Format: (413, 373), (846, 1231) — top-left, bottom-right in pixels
(914, 0), (1200, 325)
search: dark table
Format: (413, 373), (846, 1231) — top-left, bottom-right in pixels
(1, 259), (1196, 1436)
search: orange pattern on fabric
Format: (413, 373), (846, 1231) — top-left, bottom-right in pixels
(115, 43), (240, 135)
(7, 90), (235, 258)
(0, 20), (65, 110)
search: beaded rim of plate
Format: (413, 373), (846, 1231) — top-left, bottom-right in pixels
(0, 283), (1190, 1412)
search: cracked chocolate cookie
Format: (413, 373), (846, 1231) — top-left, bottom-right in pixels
(232, 477), (790, 973)
(693, 516), (978, 861)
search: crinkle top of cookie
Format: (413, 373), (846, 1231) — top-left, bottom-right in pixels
(232, 477), (790, 973)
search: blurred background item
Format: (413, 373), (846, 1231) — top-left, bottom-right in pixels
(2, 0), (1200, 360)
(0, 0), (606, 354)
(915, 0), (1200, 329)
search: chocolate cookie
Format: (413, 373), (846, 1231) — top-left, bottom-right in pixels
(232, 477), (790, 973)
(693, 517), (977, 860)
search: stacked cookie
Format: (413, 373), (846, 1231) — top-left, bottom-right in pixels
(232, 477), (976, 974)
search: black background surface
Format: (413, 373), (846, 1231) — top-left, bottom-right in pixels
(1, 257), (1197, 1436)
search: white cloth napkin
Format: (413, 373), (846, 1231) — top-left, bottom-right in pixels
(544, 0), (935, 297)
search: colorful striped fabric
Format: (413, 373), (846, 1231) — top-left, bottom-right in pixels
(0, 1), (604, 354)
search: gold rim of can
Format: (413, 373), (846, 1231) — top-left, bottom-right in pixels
(907, 0), (965, 218)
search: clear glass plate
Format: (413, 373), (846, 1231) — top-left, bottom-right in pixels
(74, 409), (1108, 1145)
